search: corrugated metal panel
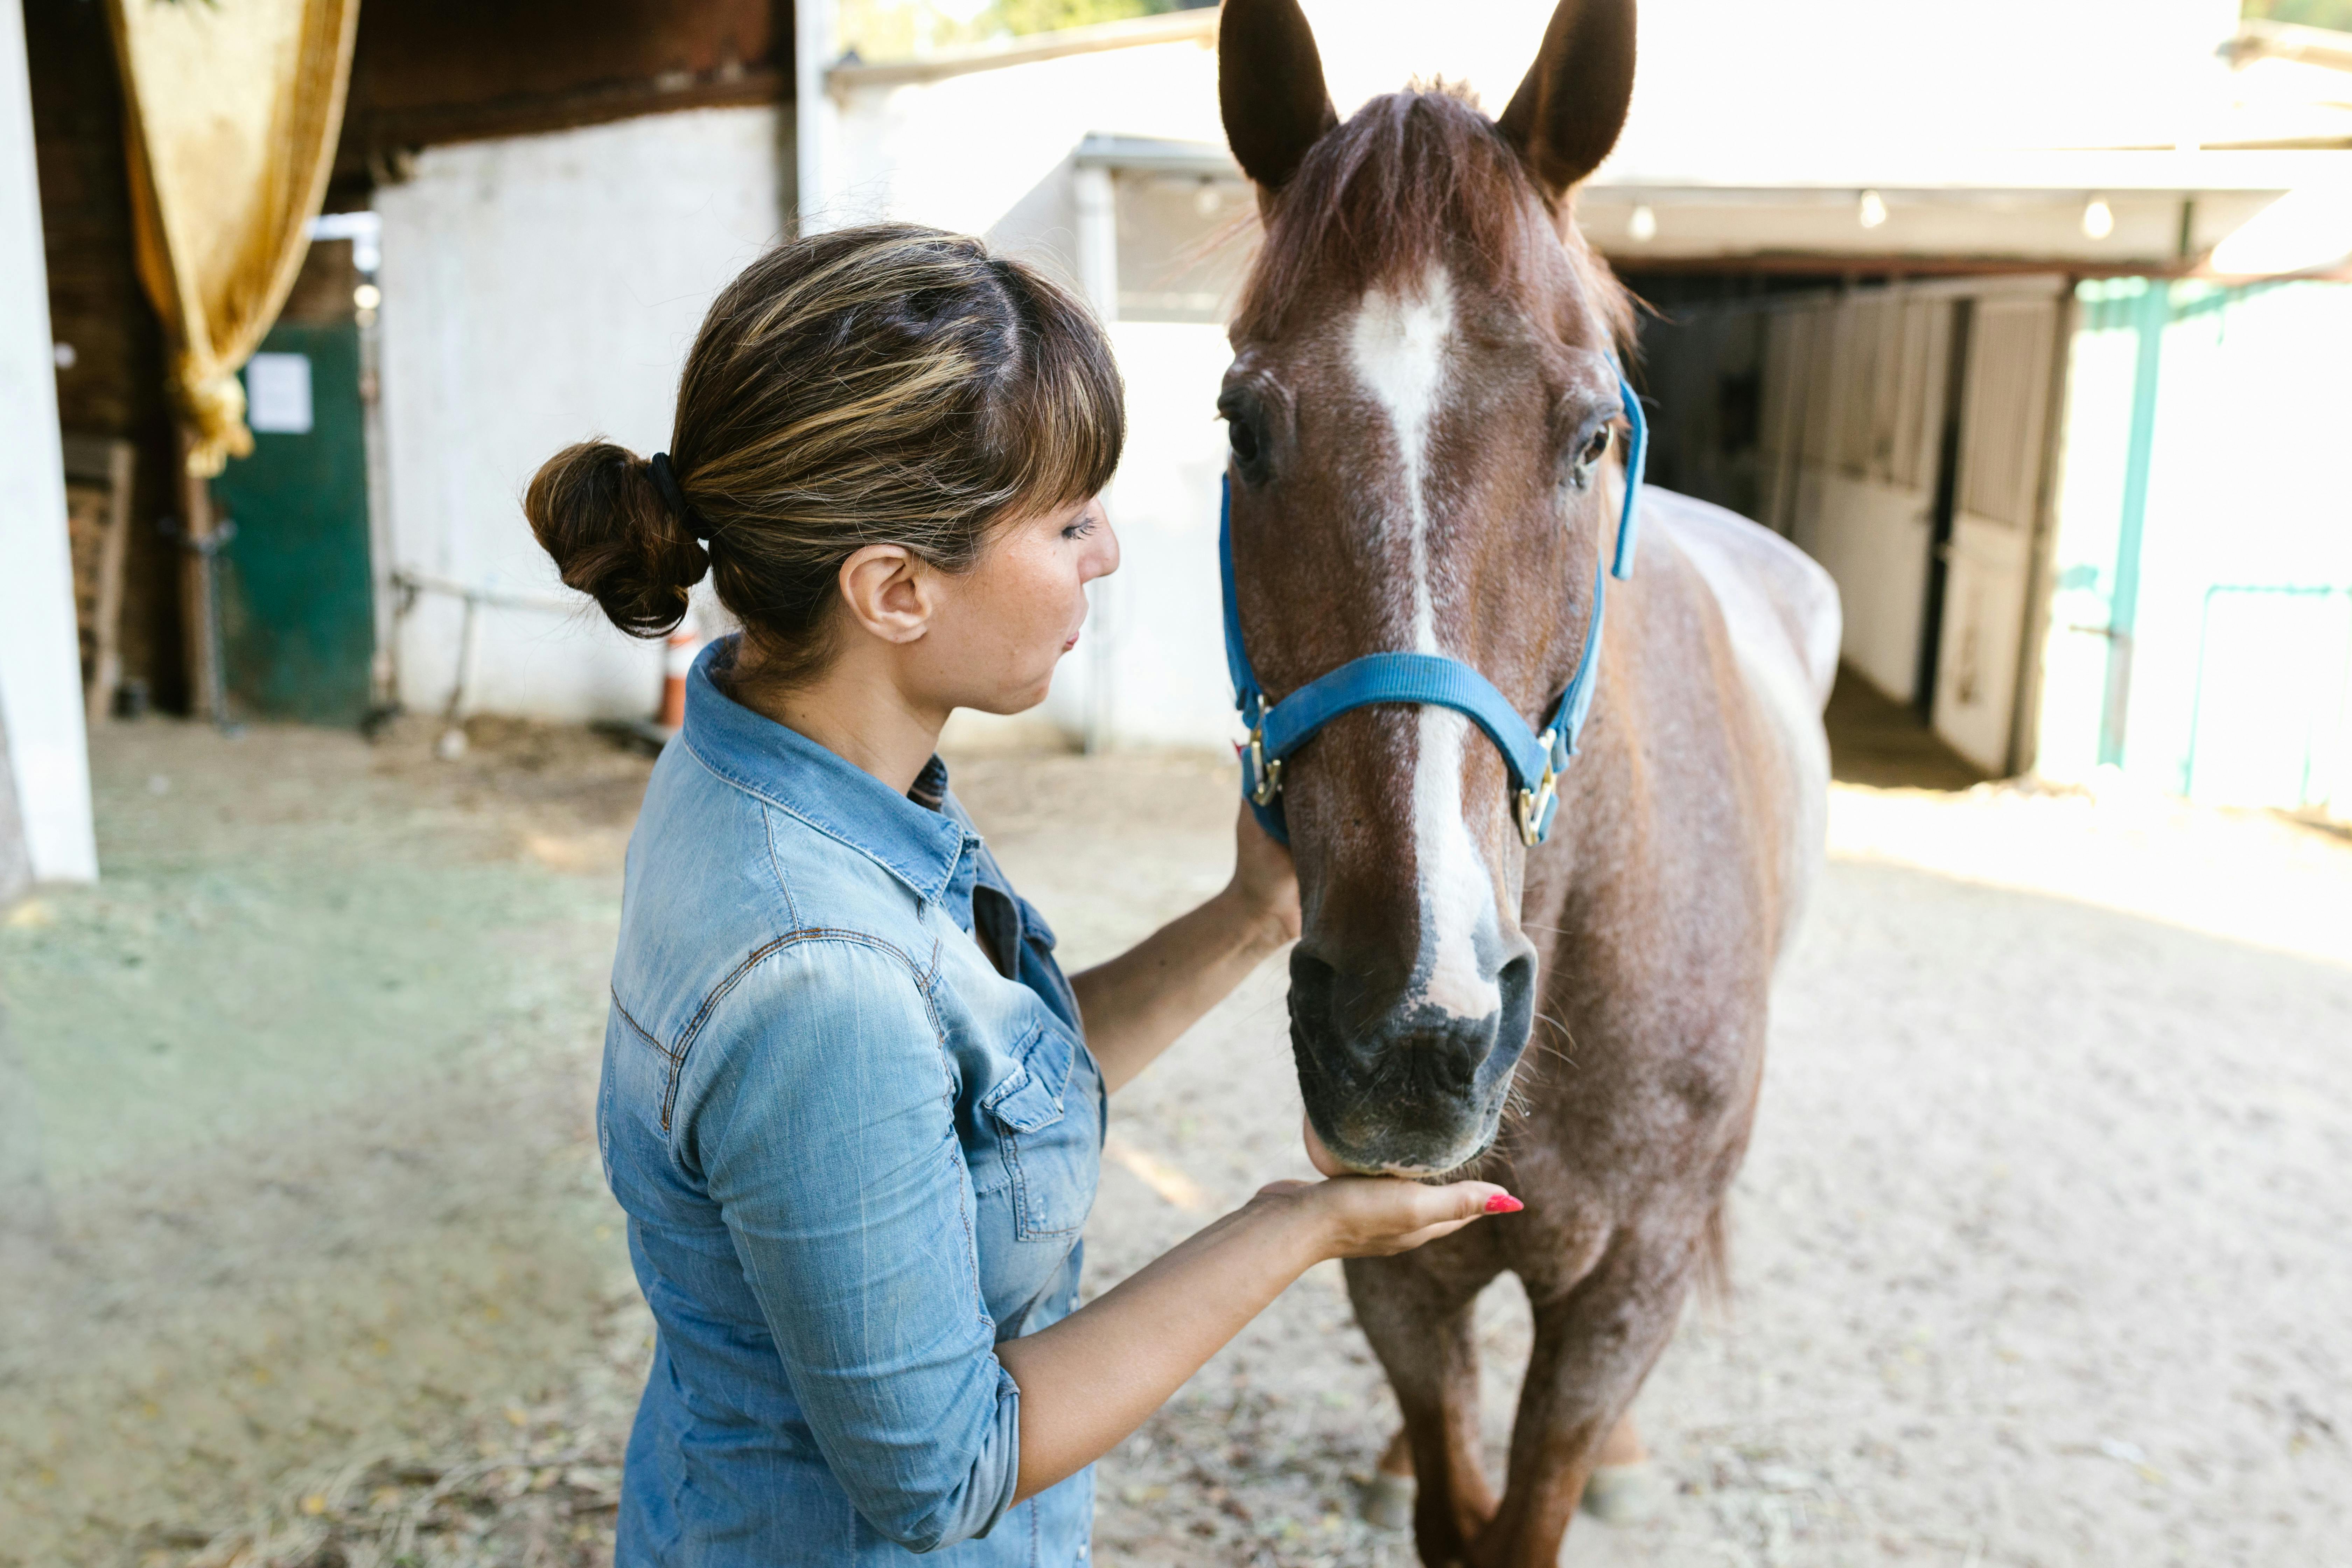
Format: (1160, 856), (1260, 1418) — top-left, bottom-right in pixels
(1957, 299), (2058, 531)
(1888, 298), (1950, 493)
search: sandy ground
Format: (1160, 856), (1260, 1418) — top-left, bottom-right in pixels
(2, 718), (2347, 1567)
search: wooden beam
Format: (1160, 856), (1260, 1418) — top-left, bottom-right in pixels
(340, 66), (785, 177)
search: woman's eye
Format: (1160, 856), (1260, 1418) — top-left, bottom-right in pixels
(1062, 516), (1097, 540)
(1228, 418), (1261, 465)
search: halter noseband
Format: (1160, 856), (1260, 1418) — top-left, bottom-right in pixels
(1219, 357), (1649, 849)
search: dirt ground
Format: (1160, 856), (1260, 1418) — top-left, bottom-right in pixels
(2, 713), (2347, 1568)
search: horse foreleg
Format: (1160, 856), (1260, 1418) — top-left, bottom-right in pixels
(1470, 1241), (1687, 1568)
(1346, 1251), (1499, 1566)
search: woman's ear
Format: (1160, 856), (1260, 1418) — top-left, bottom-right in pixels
(836, 544), (935, 644)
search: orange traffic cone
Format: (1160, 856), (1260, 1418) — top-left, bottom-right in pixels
(659, 629), (700, 731)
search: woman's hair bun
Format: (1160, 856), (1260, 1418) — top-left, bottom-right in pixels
(524, 440), (709, 638)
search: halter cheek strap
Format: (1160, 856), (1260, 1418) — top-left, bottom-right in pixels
(1220, 357), (1649, 848)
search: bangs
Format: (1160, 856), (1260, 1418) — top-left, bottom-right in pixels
(975, 259), (1127, 527)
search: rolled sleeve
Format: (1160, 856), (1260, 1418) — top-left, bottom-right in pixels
(679, 936), (1020, 1552)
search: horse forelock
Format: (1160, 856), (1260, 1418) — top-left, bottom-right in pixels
(1233, 82), (1636, 358)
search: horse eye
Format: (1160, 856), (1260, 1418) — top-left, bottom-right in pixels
(1564, 421), (1611, 489)
(1228, 418), (1261, 465)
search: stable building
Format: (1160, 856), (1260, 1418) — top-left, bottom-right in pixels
(16, 0), (2350, 848)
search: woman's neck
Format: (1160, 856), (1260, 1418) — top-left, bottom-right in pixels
(729, 640), (946, 796)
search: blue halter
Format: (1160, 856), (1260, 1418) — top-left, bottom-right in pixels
(1220, 359), (1648, 848)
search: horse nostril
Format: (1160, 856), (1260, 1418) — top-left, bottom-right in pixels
(1499, 953), (1535, 1020)
(1289, 947), (1338, 1031)
(1480, 950), (1539, 1090)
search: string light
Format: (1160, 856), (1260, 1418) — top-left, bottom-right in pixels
(1628, 204), (1658, 243)
(2082, 198), (2114, 240)
(1857, 190), (1889, 230)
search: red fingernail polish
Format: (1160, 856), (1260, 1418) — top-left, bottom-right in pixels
(1485, 1193), (1524, 1214)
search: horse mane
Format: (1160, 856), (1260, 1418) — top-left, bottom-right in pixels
(1233, 82), (1636, 356)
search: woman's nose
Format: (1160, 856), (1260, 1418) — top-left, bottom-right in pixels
(1085, 519), (1122, 581)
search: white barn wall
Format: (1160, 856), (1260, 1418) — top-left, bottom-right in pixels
(374, 107), (787, 724)
(821, 41), (1220, 237)
(1093, 322), (1245, 751)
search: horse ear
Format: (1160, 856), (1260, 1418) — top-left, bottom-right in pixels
(1497, 0), (1637, 201)
(1219, 0), (1339, 193)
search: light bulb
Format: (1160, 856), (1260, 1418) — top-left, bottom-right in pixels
(1858, 190), (1889, 230)
(1628, 204), (1658, 243)
(354, 282), (383, 310)
(2082, 198), (2114, 240)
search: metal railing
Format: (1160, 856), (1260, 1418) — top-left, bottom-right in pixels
(2182, 583), (2352, 811)
(390, 570), (582, 758)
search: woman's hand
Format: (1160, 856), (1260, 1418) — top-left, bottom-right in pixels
(1257, 1114), (1522, 1260)
(1259, 1173), (1518, 1259)
(1226, 803), (1300, 949)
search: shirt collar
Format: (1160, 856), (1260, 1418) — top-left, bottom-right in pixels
(679, 637), (975, 907)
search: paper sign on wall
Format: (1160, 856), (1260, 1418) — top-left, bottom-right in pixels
(245, 353), (314, 435)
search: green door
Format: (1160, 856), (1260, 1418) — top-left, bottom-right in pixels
(210, 321), (374, 726)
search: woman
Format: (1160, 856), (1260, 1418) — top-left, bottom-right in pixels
(527, 224), (1518, 1566)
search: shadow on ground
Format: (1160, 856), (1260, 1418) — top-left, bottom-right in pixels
(1822, 665), (1984, 792)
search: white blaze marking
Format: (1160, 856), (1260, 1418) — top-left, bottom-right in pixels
(1349, 271), (1502, 1023)
(1350, 274), (1452, 651)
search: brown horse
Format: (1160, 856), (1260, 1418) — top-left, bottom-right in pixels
(1214, 2), (1839, 1563)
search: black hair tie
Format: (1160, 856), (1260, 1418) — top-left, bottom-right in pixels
(647, 451), (709, 543)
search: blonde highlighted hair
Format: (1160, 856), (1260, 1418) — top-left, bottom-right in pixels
(526, 224), (1125, 681)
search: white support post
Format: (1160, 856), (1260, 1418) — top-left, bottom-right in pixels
(794, 0), (840, 233)
(1072, 163), (1119, 325)
(0, 0), (97, 886)
(1072, 162), (1120, 751)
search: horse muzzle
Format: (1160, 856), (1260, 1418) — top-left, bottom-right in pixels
(1287, 943), (1536, 1175)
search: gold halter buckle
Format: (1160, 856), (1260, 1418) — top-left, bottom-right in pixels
(1247, 726), (1285, 807)
(1515, 732), (1560, 847)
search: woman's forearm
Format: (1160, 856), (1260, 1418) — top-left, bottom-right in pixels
(995, 1190), (1324, 1502)
(994, 1173), (1511, 1504)
(1069, 885), (1290, 1092)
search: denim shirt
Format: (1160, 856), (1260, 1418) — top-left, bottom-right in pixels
(602, 640), (1104, 1565)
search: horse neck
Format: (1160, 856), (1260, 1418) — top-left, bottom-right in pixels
(1528, 468), (1652, 925)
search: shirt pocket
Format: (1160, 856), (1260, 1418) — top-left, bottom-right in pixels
(980, 1022), (1100, 1241)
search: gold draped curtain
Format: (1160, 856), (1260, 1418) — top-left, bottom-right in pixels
(107, 0), (362, 478)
